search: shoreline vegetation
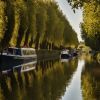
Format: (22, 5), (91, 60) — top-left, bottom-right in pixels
(0, 0), (78, 52)
(67, 0), (100, 51)
(67, 0), (100, 63)
(0, 0), (99, 62)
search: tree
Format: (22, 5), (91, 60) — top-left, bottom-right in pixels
(67, 0), (100, 50)
(35, 1), (47, 49)
(16, 0), (29, 47)
(0, 0), (78, 51)
(80, 0), (100, 50)
(0, 0), (15, 49)
(0, 1), (7, 50)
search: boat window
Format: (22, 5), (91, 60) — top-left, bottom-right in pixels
(15, 49), (21, 55)
(8, 48), (14, 55)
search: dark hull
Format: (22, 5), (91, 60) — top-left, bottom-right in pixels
(61, 54), (71, 59)
(0, 55), (37, 71)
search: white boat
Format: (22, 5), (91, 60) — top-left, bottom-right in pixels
(0, 47), (37, 60)
(60, 49), (71, 59)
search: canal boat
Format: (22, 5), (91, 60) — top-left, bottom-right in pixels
(70, 49), (78, 57)
(0, 47), (37, 61)
(60, 49), (71, 59)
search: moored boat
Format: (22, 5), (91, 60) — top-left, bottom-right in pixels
(0, 47), (37, 60)
(60, 49), (71, 59)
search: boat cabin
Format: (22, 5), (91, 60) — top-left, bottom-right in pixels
(61, 49), (70, 54)
(7, 47), (36, 56)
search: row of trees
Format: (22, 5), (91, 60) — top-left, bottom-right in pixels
(0, 0), (78, 51)
(81, 0), (100, 50)
(67, 0), (100, 50)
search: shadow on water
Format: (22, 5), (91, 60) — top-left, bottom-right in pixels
(0, 58), (78, 100)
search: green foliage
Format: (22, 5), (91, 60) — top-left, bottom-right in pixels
(80, 0), (100, 50)
(46, 3), (59, 43)
(0, 1), (7, 46)
(16, 0), (29, 47)
(35, 1), (47, 49)
(63, 20), (78, 46)
(0, 0), (78, 51)
(67, 0), (100, 10)
(27, 0), (37, 47)
(67, 0), (100, 50)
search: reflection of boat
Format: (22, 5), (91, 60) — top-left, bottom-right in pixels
(60, 49), (71, 59)
(0, 47), (37, 60)
(2, 60), (37, 74)
(60, 58), (69, 63)
(14, 60), (37, 73)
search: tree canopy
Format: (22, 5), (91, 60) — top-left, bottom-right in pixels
(0, 0), (78, 51)
(67, 0), (100, 50)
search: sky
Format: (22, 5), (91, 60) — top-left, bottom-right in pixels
(55, 0), (83, 42)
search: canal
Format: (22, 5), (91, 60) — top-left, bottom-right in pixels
(0, 54), (100, 100)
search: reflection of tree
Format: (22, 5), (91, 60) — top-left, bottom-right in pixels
(82, 72), (96, 100)
(0, 59), (78, 100)
(82, 61), (100, 100)
(35, 59), (78, 100)
(16, 72), (23, 89)
(0, 75), (11, 100)
(0, 72), (19, 100)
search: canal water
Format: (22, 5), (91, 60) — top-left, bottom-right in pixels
(0, 54), (100, 100)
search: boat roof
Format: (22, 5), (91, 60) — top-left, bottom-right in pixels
(8, 47), (35, 50)
(21, 48), (35, 50)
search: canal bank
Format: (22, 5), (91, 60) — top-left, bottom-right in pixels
(36, 49), (61, 60)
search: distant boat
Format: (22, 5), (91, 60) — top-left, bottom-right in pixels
(70, 49), (78, 57)
(60, 49), (71, 59)
(0, 47), (37, 60)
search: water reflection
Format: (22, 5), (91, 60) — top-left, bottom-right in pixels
(0, 55), (99, 100)
(61, 60), (85, 100)
(82, 57), (100, 100)
(0, 58), (78, 100)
